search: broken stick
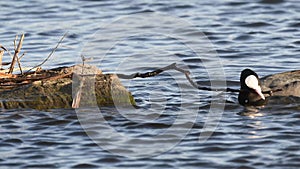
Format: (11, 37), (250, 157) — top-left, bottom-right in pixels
(0, 50), (4, 69)
(116, 63), (281, 95)
(8, 34), (25, 74)
(26, 32), (68, 73)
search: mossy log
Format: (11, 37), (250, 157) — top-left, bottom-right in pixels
(0, 65), (135, 110)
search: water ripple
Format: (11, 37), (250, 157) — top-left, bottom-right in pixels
(0, 0), (299, 168)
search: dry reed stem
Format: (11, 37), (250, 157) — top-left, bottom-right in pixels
(26, 32), (68, 73)
(0, 50), (4, 69)
(8, 34), (25, 74)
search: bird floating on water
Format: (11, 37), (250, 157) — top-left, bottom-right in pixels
(238, 69), (300, 106)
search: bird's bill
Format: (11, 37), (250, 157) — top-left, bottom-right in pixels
(245, 75), (265, 100)
(255, 88), (265, 100)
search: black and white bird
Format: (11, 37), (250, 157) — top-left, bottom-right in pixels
(238, 69), (300, 106)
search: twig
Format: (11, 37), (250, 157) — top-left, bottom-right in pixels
(81, 54), (85, 71)
(19, 52), (26, 60)
(0, 44), (13, 64)
(43, 72), (72, 81)
(8, 34), (25, 74)
(116, 63), (238, 92)
(16, 55), (23, 74)
(3, 47), (14, 62)
(116, 63), (181, 79)
(26, 32), (68, 73)
(116, 63), (282, 94)
(0, 50), (4, 69)
(72, 55), (86, 108)
(0, 45), (8, 51)
(16, 52), (26, 74)
(14, 35), (18, 51)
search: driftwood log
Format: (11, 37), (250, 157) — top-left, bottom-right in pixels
(0, 65), (135, 109)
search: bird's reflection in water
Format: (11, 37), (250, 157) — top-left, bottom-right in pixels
(237, 106), (265, 118)
(237, 108), (268, 139)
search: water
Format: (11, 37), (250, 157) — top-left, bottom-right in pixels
(0, 0), (300, 168)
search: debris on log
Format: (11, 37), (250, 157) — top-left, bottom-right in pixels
(0, 64), (135, 109)
(0, 34), (135, 110)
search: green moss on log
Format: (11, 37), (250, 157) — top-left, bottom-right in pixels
(0, 65), (135, 110)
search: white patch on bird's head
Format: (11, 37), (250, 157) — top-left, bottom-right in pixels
(245, 75), (259, 89)
(245, 75), (265, 100)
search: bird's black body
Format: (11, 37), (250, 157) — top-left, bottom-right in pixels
(238, 69), (300, 107)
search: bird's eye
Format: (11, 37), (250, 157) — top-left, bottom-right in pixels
(245, 99), (248, 103)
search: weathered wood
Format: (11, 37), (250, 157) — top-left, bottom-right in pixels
(0, 65), (135, 110)
(26, 33), (67, 73)
(8, 34), (24, 74)
(0, 50), (4, 69)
